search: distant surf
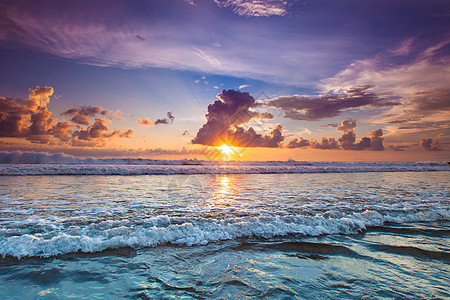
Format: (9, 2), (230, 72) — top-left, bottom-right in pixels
(0, 151), (448, 175)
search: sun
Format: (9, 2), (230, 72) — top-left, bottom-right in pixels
(217, 144), (235, 160)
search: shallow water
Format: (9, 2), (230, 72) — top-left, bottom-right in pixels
(0, 172), (449, 299)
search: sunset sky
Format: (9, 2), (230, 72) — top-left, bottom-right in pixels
(0, 0), (449, 161)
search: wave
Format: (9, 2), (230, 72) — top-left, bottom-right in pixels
(371, 244), (450, 262)
(1, 151), (448, 175)
(1, 208), (448, 259)
(1, 163), (449, 175)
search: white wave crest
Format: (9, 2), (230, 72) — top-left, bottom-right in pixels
(1, 208), (448, 259)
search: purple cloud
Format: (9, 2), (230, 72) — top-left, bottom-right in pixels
(192, 89), (284, 147)
(286, 120), (384, 151)
(62, 106), (109, 125)
(154, 112), (175, 125)
(420, 138), (442, 151)
(265, 86), (398, 121)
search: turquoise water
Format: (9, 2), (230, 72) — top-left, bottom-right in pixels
(0, 172), (449, 299)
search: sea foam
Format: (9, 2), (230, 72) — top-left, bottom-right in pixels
(1, 208), (448, 258)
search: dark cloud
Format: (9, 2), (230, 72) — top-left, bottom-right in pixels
(50, 121), (73, 142)
(386, 90), (450, 133)
(387, 145), (409, 151)
(72, 118), (109, 140)
(336, 120), (384, 151)
(320, 123), (338, 128)
(286, 120), (384, 151)
(154, 118), (169, 125)
(413, 89), (450, 112)
(136, 35), (146, 41)
(287, 137), (310, 149)
(154, 111), (175, 125)
(167, 111), (174, 122)
(29, 107), (53, 136)
(338, 130), (357, 150)
(265, 86), (399, 121)
(227, 125), (285, 148)
(337, 120), (356, 132)
(368, 129), (384, 151)
(420, 138), (442, 151)
(192, 89), (284, 147)
(62, 106), (109, 125)
(0, 87), (132, 147)
(396, 120), (450, 131)
(0, 87), (54, 139)
(310, 137), (340, 150)
(0, 97), (32, 137)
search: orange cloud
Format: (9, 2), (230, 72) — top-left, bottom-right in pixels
(0, 87), (133, 147)
(137, 118), (154, 126)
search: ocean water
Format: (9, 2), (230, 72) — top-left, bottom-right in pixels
(0, 168), (449, 299)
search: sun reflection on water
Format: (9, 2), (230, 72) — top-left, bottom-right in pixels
(218, 175), (230, 194)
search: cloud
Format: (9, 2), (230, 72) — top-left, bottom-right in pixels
(387, 145), (409, 151)
(154, 112), (175, 125)
(0, 1), (389, 86)
(336, 120), (384, 151)
(184, 0), (196, 6)
(109, 110), (125, 121)
(286, 120), (384, 151)
(136, 35), (146, 41)
(420, 138), (442, 151)
(0, 97), (33, 137)
(50, 121), (73, 142)
(214, 0), (289, 17)
(320, 123), (338, 128)
(62, 106), (109, 125)
(337, 119), (356, 132)
(310, 137), (339, 150)
(394, 121), (450, 133)
(227, 125), (285, 148)
(192, 89), (284, 147)
(320, 40), (450, 134)
(0, 87), (133, 147)
(367, 129), (384, 151)
(26, 86), (54, 110)
(287, 137), (310, 149)
(0, 86), (54, 140)
(72, 118), (109, 140)
(194, 48), (221, 67)
(264, 86), (398, 121)
(119, 129), (133, 138)
(0, 6), (26, 38)
(137, 118), (154, 126)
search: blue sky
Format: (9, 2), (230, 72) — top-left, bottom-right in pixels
(0, 0), (449, 161)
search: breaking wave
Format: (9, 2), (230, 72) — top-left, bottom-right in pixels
(1, 208), (448, 259)
(0, 151), (448, 176)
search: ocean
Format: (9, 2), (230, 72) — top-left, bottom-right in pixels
(0, 162), (449, 299)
